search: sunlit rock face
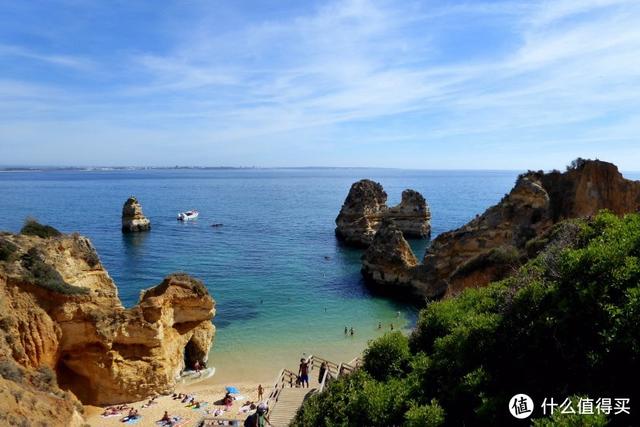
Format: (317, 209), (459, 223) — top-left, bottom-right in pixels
(361, 160), (640, 300)
(0, 230), (216, 424)
(122, 196), (151, 232)
(335, 179), (431, 247)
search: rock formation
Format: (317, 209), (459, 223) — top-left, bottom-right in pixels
(362, 159), (640, 300)
(335, 179), (431, 246)
(361, 219), (427, 296)
(0, 226), (215, 424)
(122, 196), (151, 232)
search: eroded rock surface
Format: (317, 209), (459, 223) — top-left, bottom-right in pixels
(362, 160), (640, 300)
(0, 228), (215, 424)
(361, 219), (428, 296)
(122, 196), (151, 232)
(335, 180), (431, 246)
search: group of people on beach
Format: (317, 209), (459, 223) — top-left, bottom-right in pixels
(101, 403), (145, 423)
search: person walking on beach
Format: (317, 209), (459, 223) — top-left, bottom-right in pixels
(344, 326), (348, 335)
(257, 384), (264, 401)
(318, 361), (327, 383)
(298, 358), (310, 388)
(350, 327), (354, 336)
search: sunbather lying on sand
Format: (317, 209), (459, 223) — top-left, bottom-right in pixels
(121, 408), (140, 422)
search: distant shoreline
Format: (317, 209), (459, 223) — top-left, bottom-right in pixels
(0, 165), (523, 172)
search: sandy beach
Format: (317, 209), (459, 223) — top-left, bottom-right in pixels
(85, 381), (270, 427)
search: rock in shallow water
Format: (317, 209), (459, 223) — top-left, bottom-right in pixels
(122, 196), (151, 232)
(361, 159), (640, 301)
(335, 179), (431, 247)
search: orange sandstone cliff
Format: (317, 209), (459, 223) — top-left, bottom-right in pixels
(0, 228), (215, 425)
(362, 159), (640, 300)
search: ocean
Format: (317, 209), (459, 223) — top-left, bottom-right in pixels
(5, 167), (629, 383)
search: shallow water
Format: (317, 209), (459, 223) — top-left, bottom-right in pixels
(6, 167), (620, 382)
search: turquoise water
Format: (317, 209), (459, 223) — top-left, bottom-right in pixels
(0, 168), (528, 381)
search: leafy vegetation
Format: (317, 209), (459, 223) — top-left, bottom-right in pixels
(20, 248), (88, 295)
(20, 219), (61, 238)
(0, 237), (18, 262)
(294, 212), (640, 426)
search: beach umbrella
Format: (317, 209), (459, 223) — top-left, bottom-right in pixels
(226, 386), (240, 394)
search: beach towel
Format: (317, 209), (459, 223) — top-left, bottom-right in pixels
(233, 395), (246, 401)
(172, 417), (191, 427)
(102, 412), (121, 418)
(225, 386), (240, 394)
(191, 402), (209, 410)
(156, 416), (182, 426)
(124, 416), (142, 425)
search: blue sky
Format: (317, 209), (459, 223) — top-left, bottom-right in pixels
(0, 0), (639, 169)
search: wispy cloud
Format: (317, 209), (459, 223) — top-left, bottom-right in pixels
(1, 0), (639, 168)
(0, 44), (93, 70)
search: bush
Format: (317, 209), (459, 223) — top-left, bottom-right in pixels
(20, 219), (61, 238)
(566, 157), (588, 171)
(404, 400), (445, 427)
(32, 366), (58, 391)
(532, 397), (608, 426)
(0, 237), (18, 262)
(20, 248), (88, 295)
(363, 332), (411, 381)
(0, 359), (24, 383)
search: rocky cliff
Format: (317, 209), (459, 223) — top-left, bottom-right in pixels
(361, 219), (428, 296)
(122, 196), (151, 232)
(335, 180), (431, 246)
(0, 225), (215, 424)
(362, 160), (640, 299)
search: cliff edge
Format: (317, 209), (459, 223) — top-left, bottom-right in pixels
(0, 223), (215, 424)
(362, 159), (640, 299)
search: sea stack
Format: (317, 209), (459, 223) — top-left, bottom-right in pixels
(335, 179), (431, 247)
(360, 159), (640, 300)
(121, 196), (151, 232)
(0, 224), (216, 424)
(361, 219), (431, 297)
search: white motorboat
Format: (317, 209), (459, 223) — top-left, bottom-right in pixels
(177, 210), (199, 221)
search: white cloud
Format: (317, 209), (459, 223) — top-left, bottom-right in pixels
(1, 0), (639, 167)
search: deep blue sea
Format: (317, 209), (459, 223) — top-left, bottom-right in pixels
(5, 168), (633, 382)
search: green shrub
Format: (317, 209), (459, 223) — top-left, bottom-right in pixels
(0, 359), (24, 383)
(20, 219), (61, 238)
(532, 396), (608, 426)
(20, 248), (88, 295)
(32, 365), (58, 391)
(0, 237), (18, 262)
(404, 399), (445, 427)
(363, 331), (411, 381)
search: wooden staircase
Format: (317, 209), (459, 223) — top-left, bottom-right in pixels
(264, 355), (360, 426)
(197, 355), (360, 427)
(267, 385), (317, 427)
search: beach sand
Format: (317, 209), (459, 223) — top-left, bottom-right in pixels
(84, 381), (269, 427)
(83, 326), (392, 426)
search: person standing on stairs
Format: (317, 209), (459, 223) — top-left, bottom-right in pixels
(298, 358), (310, 388)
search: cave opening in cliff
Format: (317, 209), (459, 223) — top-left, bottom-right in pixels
(55, 355), (94, 403)
(184, 337), (201, 371)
